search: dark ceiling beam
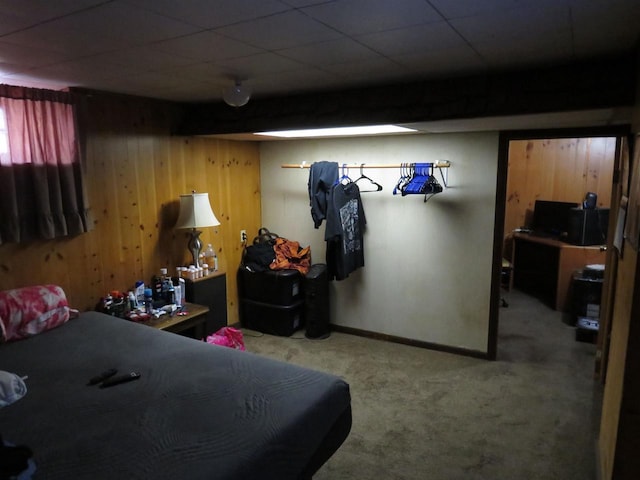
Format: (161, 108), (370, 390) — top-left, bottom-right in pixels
(174, 53), (636, 136)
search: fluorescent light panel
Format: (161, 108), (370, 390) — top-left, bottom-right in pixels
(255, 124), (417, 138)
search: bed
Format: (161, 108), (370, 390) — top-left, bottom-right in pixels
(0, 310), (351, 479)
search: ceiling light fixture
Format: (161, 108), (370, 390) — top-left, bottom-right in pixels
(222, 79), (251, 107)
(254, 124), (417, 138)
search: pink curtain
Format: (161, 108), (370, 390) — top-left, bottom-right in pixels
(0, 85), (92, 244)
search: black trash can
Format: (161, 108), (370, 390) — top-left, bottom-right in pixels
(571, 270), (603, 322)
(571, 267), (603, 343)
(304, 264), (330, 339)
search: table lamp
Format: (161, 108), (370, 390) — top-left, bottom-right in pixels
(175, 192), (220, 268)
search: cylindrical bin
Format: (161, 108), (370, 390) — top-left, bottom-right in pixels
(304, 264), (330, 339)
(571, 269), (603, 323)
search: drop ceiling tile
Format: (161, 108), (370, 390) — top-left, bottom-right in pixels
(125, 0), (290, 29)
(320, 56), (411, 84)
(21, 56), (139, 87)
(571, 0), (640, 55)
(153, 30), (263, 62)
(278, 38), (380, 66)
(121, 70), (190, 89)
(0, 0), (106, 35)
(280, 0), (331, 7)
(427, 0), (562, 20)
(75, 2), (201, 44)
(1, 22), (127, 57)
(166, 62), (226, 82)
(0, 41), (69, 69)
(146, 82), (223, 102)
(97, 69), (198, 99)
(394, 46), (485, 78)
(474, 31), (574, 68)
(450, 4), (570, 44)
(249, 68), (343, 97)
(88, 45), (199, 71)
(217, 10), (342, 50)
(0, 3), (199, 58)
(215, 52), (307, 77)
(356, 22), (466, 56)
(301, 0), (442, 36)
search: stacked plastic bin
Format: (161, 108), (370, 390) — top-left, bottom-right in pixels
(237, 268), (304, 336)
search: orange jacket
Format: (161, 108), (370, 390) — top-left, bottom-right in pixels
(271, 237), (311, 275)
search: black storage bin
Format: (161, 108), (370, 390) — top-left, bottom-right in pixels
(304, 264), (330, 339)
(237, 268), (303, 305)
(240, 298), (304, 336)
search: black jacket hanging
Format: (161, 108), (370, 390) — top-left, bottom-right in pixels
(308, 161), (339, 228)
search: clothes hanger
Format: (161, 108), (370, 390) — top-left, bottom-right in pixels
(335, 163), (353, 185)
(400, 163), (420, 196)
(393, 163), (411, 195)
(355, 164), (383, 192)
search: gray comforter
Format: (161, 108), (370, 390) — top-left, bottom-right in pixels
(0, 312), (351, 479)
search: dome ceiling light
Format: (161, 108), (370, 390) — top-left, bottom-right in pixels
(222, 79), (251, 107)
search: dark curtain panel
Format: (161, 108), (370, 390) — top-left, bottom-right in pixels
(0, 84), (92, 244)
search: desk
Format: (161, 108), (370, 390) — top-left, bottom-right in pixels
(512, 233), (605, 311)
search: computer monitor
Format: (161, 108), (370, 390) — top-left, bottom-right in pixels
(532, 200), (580, 236)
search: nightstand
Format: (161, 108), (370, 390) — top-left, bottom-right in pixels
(184, 270), (227, 335)
(143, 302), (210, 339)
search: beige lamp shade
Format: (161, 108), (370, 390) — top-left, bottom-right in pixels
(175, 193), (220, 229)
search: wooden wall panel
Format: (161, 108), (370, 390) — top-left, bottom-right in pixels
(0, 93), (261, 327)
(504, 137), (616, 242)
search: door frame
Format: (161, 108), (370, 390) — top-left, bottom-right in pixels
(488, 125), (631, 361)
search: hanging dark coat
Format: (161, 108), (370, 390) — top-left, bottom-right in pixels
(308, 161), (339, 228)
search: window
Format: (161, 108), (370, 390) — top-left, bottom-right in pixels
(0, 85), (92, 244)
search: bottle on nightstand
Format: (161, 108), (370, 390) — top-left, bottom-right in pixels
(204, 244), (218, 272)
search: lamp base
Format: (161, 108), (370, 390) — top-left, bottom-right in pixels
(187, 229), (203, 268)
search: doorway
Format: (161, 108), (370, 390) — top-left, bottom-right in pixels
(488, 127), (628, 365)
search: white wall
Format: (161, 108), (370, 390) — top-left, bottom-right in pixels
(260, 132), (500, 353)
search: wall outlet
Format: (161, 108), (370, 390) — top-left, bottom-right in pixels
(240, 230), (247, 243)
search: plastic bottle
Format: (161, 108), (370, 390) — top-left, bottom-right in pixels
(135, 281), (145, 307)
(144, 288), (153, 314)
(188, 266), (197, 280)
(205, 244), (218, 272)
(128, 291), (137, 310)
(178, 277), (185, 306)
(174, 282), (182, 307)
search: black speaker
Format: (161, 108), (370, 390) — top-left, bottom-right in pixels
(567, 208), (609, 246)
(304, 264), (331, 339)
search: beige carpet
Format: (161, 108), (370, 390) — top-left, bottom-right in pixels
(241, 288), (601, 480)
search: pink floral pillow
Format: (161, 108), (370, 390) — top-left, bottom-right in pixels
(0, 285), (71, 342)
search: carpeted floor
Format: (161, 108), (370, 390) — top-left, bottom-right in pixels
(241, 289), (602, 480)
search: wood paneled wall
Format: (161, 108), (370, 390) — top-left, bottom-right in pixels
(504, 137), (616, 241)
(0, 93), (261, 326)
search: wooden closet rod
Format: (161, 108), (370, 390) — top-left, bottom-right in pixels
(280, 160), (451, 169)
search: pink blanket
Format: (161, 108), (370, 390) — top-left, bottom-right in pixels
(0, 285), (72, 342)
